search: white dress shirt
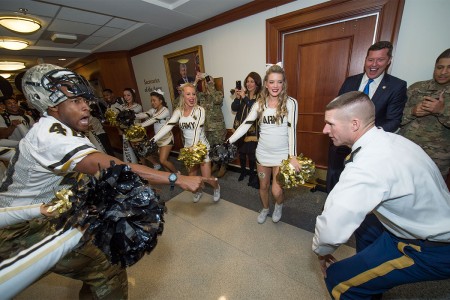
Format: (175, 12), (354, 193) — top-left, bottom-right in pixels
(313, 127), (450, 256)
(358, 73), (385, 99)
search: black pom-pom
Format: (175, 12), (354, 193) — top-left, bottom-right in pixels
(57, 161), (165, 268)
(116, 109), (136, 129)
(134, 139), (158, 158)
(210, 143), (237, 164)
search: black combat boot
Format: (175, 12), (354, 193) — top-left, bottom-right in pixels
(238, 155), (247, 181)
(247, 159), (259, 189)
(248, 172), (260, 189)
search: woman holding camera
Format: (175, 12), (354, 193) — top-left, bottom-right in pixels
(152, 83), (220, 203)
(228, 64), (300, 224)
(231, 72), (262, 189)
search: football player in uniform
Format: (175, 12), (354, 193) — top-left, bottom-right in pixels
(0, 64), (204, 299)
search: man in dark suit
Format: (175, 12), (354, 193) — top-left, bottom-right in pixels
(177, 63), (195, 85)
(175, 63), (195, 98)
(326, 41), (407, 194)
(325, 41), (408, 259)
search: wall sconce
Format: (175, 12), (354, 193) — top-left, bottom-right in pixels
(0, 39), (29, 50)
(0, 8), (41, 33)
(0, 61), (26, 71)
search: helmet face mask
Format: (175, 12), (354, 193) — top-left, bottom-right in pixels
(43, 69), (96, 104)
(22, 64), (97, 114)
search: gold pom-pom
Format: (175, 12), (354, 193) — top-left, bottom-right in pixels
(105, 109), (118, 126)
(125, 125), (147, 142)
(178, 143), (208, 169)
(46, 189), (73, 214)
(276, 154), (316, 189)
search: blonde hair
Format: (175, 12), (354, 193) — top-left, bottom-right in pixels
(177, 83), (197, 111)
(258, 65), (288, 124)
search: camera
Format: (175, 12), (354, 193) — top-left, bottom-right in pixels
(235, 80), (242, 90)
(205, 75), (211, 82)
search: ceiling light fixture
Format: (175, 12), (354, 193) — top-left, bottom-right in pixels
(0, 61), (25, 71)
(0, 73), (12, 79)
(0, 8), (41, 34)
(0, 39), (29, 50)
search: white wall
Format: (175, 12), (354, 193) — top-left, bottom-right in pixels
(131, 0), (325, 127)
(391, 0), (450, 85)
(132, 0), (450, 128)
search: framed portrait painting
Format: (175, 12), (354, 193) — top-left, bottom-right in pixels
(163, 45), (204, 105)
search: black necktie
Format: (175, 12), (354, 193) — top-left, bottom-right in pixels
(344, 146), (361, 166)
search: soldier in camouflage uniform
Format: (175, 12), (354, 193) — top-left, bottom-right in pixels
(197, 74), (227, 177)
(399, 48), (450, 178)
(0, 64), (128, 299)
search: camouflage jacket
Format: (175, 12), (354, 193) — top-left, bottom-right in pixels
(399, 79), (450, 176)
(197, 83), (225, 131)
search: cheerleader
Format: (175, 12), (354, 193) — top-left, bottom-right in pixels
(135, 90), (178, 173)
(120, 88), (142, 163)
(228, 64), (300, 223)
(122, 88), (142, 113)
(152, 83), (220, 203)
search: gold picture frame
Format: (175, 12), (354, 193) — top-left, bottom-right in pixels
(163, 45), (205, 106)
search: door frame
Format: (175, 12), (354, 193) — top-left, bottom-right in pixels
(266, 0), (405, 64)
(265, 0), (404, 171)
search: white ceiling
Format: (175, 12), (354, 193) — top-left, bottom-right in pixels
(0, 0), (253, 81)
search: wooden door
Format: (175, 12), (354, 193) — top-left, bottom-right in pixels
(284, 16), (376, 167)
(266, 0), (405, 169)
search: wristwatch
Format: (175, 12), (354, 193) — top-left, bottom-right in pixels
(168, 173), (178, 191)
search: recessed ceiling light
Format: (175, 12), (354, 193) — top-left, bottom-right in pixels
(58, 58), (67, 61)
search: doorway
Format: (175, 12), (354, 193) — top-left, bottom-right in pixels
(267, 0), (404, 169)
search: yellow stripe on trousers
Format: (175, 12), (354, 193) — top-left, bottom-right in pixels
(331, 242), (421, 299)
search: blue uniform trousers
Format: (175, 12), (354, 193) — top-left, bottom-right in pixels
(325, 231), (450, 299)
(354, 213), (385, 253)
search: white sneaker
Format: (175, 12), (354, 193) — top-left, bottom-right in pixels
(257, 208), (270, 224)
(213, 184), (221, 202)
(193, 191), (203, 203)
(272, 203), (283, 223)
(153, 164), (161, 170)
